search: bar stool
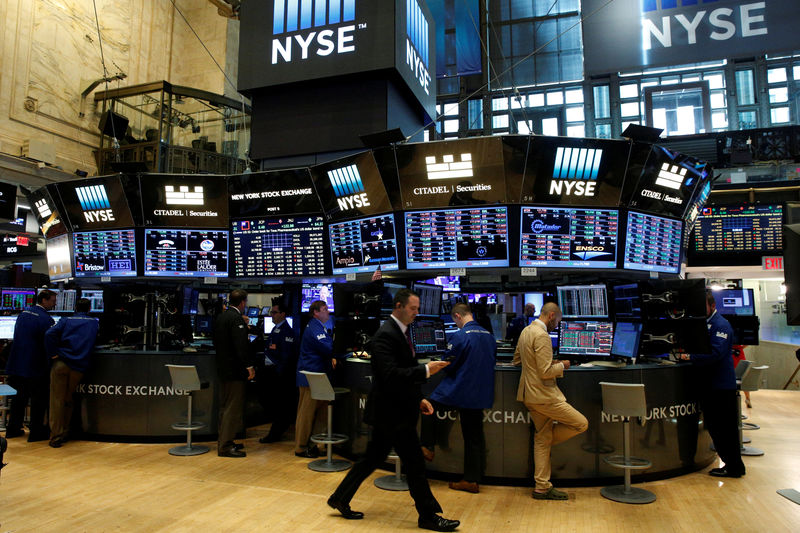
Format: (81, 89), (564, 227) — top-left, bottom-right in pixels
(166, 364), (209, 456)
(0, 382), (17, 432)
(374, 449), (409, 491)
(738, 365), (768, 457)
(301, 371), (351, 472)
(599, 382), (656, 504)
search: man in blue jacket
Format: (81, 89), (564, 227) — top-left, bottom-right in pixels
(259, 301), (298, 444)
(506, 303), (536, 347)
(680, 290), (745, 478)
(293, 300), (334, 457)
(421, 303), (496, 493)
(5, 289), (57, 441)
(44, 298), (99, 448)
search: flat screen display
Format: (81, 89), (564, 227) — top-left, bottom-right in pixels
(57, 175), (134, 231)
(405, 206), (509, 269)
(228, 169), (321, 218)
(46, 234), (72, 281)
(42, 288), (77, 313)
(28, 186), (68, 238)
(1, 288), (35, 310)
(144, 229), (229, 277)
(329, 213), (399, 274)
(310, 151), (393, 222)
(231, 216), (326, 277)
(412, 283), (443, 316)
(81, 289), (104, 313)
(301, 283), (334, 312)
(612, 283), (643, 320)
(0, 315), (17, 339)
(73, 230), (137, 278)
(139, 174), (229, 228)
(713, 288), (755, 316)
(623, 211), (683, 274)
(422, 276), (460, 292)
(520, 206), (618, 269)
(557, 285), (609, 319)
(610, 322), (642, 359)
(411, 319), (448, 354)
(558, 320), (614, 358)
(691, 204), (783, 254)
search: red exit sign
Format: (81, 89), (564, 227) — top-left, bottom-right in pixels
(762, 256), (783, 270)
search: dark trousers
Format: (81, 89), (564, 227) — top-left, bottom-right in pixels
(330, 422), (442, 518)
(49, 360), (83, 441)
(699, 389), (745, 474)
(217, 380), (245, 452)
(263, 367), (298, 440)
(7, 374), (49, 439)
(420, 403), (486, 483)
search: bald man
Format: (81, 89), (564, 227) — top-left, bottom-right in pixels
(513, 302), (588, 500)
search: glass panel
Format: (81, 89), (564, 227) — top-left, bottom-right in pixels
(517, 120), (532, 135)
(711, 110), (728, 129)
(682, 75), (700, 82)
(493, 114), (509, 128)
(621, 120), (640, 133)
(794, 65), (800, 80)
(650, 86), (707, 135)
(770, 107), (790, 124)
(442, 102), (459, 116)
(423, 130), (430, 142)
(565, 106), (584, 122)
(621, 102), (641, 117)
(595, 124), (612, 138)
(529, 93), (545, 107)
(542, 117), (559, 136)
(594, 85), (610, 119)
(767, 67), (787, 84)
(705, 73), (724, 90)
(546, 91), (563, 106)
(620, 84), (639, 99)
(492, 97), (509, 111)
(468, 99), (483, 130)
(444, 119), (459, 133)
(510, 96), (524, 109)
(736, 70), (755, 106)
(566, 124), (585, 138)
(769, 87), (789, 103)
(738, 110), (757, 129)
(710, 92), (726, 109)
(560, 50), (584, 82)
(565, 88), (584, 104)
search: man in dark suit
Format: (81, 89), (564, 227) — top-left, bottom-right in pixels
(328, 289), (460, 532)
(213, 289), (255, 458)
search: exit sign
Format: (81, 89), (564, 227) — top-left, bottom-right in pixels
(763, 256), (784, 270)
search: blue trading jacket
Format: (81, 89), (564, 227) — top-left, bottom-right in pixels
(690, 310), (737, 390)
(5, 306), (55, 378)
(45, 312), (99, 373)
(296, 318), (333, 387)
(431, 320), (497, 409)
(266, 320), (298, 376)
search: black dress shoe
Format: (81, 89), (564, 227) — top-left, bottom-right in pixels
(295, 447), (320, 458)
(49, 438), (64, 448)
(327, 497), (364, 519)
(4, 429), (24, 439)
(259, 434), (281, 444)
(218, 449), (247, 458)
(709, 467), (744, 478)
(418, 515), (460, 531)
(232, 443), (245, 451)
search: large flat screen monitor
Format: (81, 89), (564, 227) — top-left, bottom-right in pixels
(144, 228), (229, 277)
(0, 315), (17, 339)
(329, 213), (399, 274)
(231, 216), (326, 277)
(689, 204), (783, 265)
(301, 283), (334, 312)
(411, 319), (448, 354)
(46, 233), (73, 281)
(412, 282), (443, 316)
(713, 288), (755, 316)
(422, 276), (460, 292)
(520, 206), (619, 269)
(610, 322), (643, 360)
(81, 289), (104, 313)
(40, 288), (77, 313)
(73, 229), (137, 277)
(557, 284), (608, 319)
(622, 211), (683, 274)
(405, 206), (509, 269)
(558, 320), (614, 358)
(1, 288), (35, 310)
(612, 283), (643, 320)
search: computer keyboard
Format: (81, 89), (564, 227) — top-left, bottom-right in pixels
(588, 360), (626, 368)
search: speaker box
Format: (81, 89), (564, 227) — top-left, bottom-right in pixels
(98, 110), (129, 138)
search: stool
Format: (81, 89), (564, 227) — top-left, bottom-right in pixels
(374, 449), (409, 491)
(166, 364), (209, 456)
(738, 365), (768, 457)
(599, 382), (656, 504)
(301, 371), (351, 472)
(0, 383), (17, 432)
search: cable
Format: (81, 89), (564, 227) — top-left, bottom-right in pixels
(92, 0), (120, 159)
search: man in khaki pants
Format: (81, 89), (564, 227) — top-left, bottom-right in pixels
(513, 302), (588, 500)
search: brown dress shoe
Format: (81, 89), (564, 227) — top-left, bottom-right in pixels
(421, 447), (435, 462)
(448, 480), (479, 493)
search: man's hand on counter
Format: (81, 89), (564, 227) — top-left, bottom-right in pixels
(427, 361), (450, 376)
(560, 359), (571, 370)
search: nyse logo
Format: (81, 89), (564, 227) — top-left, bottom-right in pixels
(76, 185), (115, 223)
(35, 198), (52, 218)
(426, 154), (473, 180)
(406, 0), (431, 95)
(655, 162), (688, 190)
(642, 0), (768, 51)
(165, 185), (204, 205)
(549, 147), (603, 197)
(272, 0), (357, 64)
(328, 164), (370, 211)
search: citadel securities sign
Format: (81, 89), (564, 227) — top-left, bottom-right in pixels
(582, 0), (800, 76)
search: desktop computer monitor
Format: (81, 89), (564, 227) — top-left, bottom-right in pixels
(411, 319), (447, 355)
(558, 320), (614, 358)
(610, 322), (643, 361)
(0, 315), (17, 339)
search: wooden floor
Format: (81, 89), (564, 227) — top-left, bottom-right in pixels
(2, 390), (800, 532)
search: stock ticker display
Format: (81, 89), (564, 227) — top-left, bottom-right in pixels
(329, 213), (399, 274)
(404, 207), (509, 269)
(520, 207), (618, 269)
(232, 216), (326, 277)
(558, 320), (614, 358)
(692, 204), (783, 254)
(144, 229), (229, 277)
(73, 230), (137, 277)
(623, 211), (683, 274)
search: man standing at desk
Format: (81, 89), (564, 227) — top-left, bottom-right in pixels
(260, 301), (298, 444)
(327, 289), (459, 532)
(513, 302), (588, 500)
(506, 303), (536, 347)
(5, 289), (57, 441)
(679, 291), (745, 478)
(213, 289), (255, 458)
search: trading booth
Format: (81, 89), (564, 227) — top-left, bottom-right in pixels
(17, 133), (752, 483)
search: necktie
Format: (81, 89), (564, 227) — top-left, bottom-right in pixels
(405, 327), (415, 357)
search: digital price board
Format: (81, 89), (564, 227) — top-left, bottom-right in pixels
(692, 204), (783, 254)
(232, 216), (326, 277)
(73, 230), (137, 277)
(144, 229), (229, 277)
(623, 211), (683, 274)
(46, 233), (72, 281)
(520, 207), (618, 269)
(404, 206), (509, 269)
(329, 213), (399, 274)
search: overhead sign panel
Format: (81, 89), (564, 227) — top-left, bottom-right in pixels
(228, 169), (321, 218)
(57, 175), (135, 231)
(582, 0), (800, 75)
(27, 185), (68, 238)
(310, 151), (393, 221)
(139, 174), (228, 228)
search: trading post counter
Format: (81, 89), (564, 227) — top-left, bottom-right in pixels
(339, 359), (715, 483)
(77, 350), (218, 439)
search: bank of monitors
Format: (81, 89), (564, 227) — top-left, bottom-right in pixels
(557, 285), (608, 319)
(520, 206), (619, 269)
(73, 229), (137, 277)
(610, 322), (643, 360)
(46, 233), (73, 281)
(42, 288), (77, 313)
(144, 229), (229, 277)
(82, 289), (105, 313)
(0, 315), (17, 339)
(301, 283), (334, 312)
(558, 321), (614, 358)
(405, 206), (509, 269)
(411, 319), (448, 354)
(329, 213), (399, 274)
(623, 211), (683, 274)
(1, 288), (35, 310)
(231, 216), (326, 277)
(713, 288), (755, 316)
(412, 282), (443, 316)
(689, 204), (784, 265)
